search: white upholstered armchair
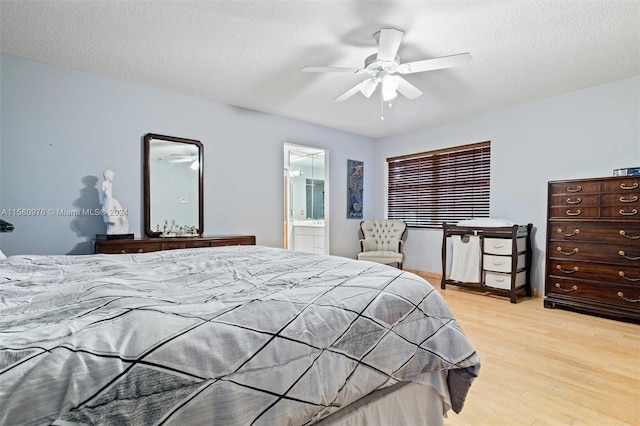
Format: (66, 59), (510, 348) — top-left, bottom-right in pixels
(357, 219), (407, 269)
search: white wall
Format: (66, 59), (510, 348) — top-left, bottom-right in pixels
(373, 76), (640, 293)
(2, 53), (638, 293)
(0, 54), (374, 258)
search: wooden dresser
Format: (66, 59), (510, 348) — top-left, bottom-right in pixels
(95, 235), (256, 254)
(544, 176), (640, 322)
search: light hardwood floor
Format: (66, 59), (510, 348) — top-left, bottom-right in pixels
(411, 271), (640, 426)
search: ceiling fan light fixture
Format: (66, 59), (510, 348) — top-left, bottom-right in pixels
(382, 75), (399, 101)
(359, 79), (377, 98)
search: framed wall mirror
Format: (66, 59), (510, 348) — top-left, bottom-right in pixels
(144, 133), (203, 237)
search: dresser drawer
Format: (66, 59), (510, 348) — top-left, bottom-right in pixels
(547, 277), (640, 308)
(548, 259), (640, 286)
(549, 181), (600, 196)
(550, 241), (640, 266)
(600, 206), (639, 218)
(208, 236), (256, 247)
(484, 270), (526, 290)
(96, 241), (162, 254)
(549, 207), (599, 219)
(601, 193), (639, 206)
(550, 194), (598, 207)
(187, 240), (213, 248)
(483, 253), (525, 273)
(601, 178), (640, 194)
(483, 237), (526, 255)
(550, 221), (640, 243)
(161, 241), (188, 250)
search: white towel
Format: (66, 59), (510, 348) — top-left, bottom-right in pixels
(450, 235), (482, 283)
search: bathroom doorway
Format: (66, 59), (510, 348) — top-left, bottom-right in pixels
(284, 144), (329, 254)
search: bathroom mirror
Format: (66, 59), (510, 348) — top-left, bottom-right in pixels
(144, 133), (203, 237)
(289, 151), (325, 221)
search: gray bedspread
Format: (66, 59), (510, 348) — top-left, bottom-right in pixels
(0, 245), (480, 425)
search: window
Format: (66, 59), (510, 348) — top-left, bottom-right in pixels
(387, 141), (490, 228)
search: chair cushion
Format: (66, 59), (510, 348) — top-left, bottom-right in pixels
(358, 251), (403, 265)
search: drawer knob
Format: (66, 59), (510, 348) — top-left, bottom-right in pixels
(120, 250), (126, 254)
(565, 209), (581, 216)
(557, 228), (579, 237)
(138, 249), (143, 253)
(620, 182), (639, 190)
(619, 271), (640, 282)
(555, 283), (578, 292)
(619, 195), (638, 203)
(619, 208), (638, 216)
(566, 197), (581, 204)
(619, 230), (640, 240)
(557, 246), (579, 255)
(617, 292), (640, 303)
(556, 265), (579, 274)
(566, 185), (582, 193)
(618, 250), (640, 261)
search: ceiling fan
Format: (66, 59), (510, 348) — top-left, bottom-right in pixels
(303, 28), (471, 109)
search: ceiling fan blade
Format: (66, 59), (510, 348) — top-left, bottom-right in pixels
(398, 53), (472, 74)
(334, 81), (367, 102)
(376, 28), (404, 62)
(303, 66), (364, 74)
(396, 77), (423, 100)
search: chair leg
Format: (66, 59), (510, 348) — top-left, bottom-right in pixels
(398, 262), (403, 270)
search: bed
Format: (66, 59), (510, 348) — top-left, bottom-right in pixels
(0, 245), (480, 425)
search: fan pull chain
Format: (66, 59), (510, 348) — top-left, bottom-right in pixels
(380, 90), (384, 120)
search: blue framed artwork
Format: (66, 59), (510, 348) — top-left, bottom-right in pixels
(347, 160), (363, 218)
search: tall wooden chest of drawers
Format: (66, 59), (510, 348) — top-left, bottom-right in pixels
(544, 176), (640, 322)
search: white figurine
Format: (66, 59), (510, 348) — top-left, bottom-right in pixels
(101, 169), (129, 234)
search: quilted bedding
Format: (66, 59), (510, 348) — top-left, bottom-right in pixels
(0, 245), (480, 425)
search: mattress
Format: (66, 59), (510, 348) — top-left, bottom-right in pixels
(0, 245), (480, 425)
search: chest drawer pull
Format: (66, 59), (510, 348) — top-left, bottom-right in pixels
(620, 195), (638, 203)
(137, 249), (143, 253)
(566, 197), (581, 204)
(566, 185), (582, 192)
(620, 182), (639, 190)
(617, 292), (640, 303)
(557, 246), (579, 255)
(565, 209), (581, 216)
(620, 230), (640, 240)
(120, 250), (126, 254)
(618, 271), (640, 282)
(555, 283), (578, 292)
(619, 250), (640, 261)
(557, 228), (579, 237)
(619, 208), (638, 216)
(556, 265), (579, 274)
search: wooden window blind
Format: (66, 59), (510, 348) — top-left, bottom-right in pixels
(387, 141), (490, 228)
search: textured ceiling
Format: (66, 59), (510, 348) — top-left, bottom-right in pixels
(1, 0), (639, 139)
